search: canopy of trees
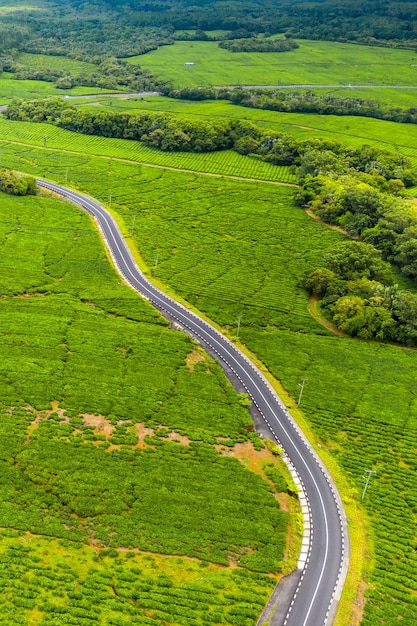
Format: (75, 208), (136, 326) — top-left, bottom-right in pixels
(1, 0), (417, 67)
(299, 147), (417, 345)
(86, 0), (417, 47)
(3, 56), (169, 93)
(219, 37), (299, 53)
(305, 241), (417, 345)
(219, 88), (417, 127)
(0, 169), (37, 196)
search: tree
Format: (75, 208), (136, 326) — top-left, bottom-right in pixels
(304, 268), (336, 296)
(332, 295), (394, 339)
(324, 241), (394, 283)
(234, 136), (260, 155)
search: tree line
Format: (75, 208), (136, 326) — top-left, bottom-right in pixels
(2, 0), (417, 67)
(218, 37), (299, 53)
(164, 87), (417, 130)
(6, 99), (415, 185)
(92, 0), (417, 48)
(299, 149), (417, 345)
(2, 56), (169, 94)
(222, 88), (417, 126)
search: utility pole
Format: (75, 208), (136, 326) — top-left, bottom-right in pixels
(362, 470), (377, 501)
(154, 253), (159, 270)
(109, 192), (112, 208)
(65, 169), (69, 183)
(297, 377), (307, 406)
(43, 134), (47, 148)
(236, 314), (243, 338)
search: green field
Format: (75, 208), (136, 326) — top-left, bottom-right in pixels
(0, 188), (293, 623)
(0, 531), (277, 626)
(0, 116), (296, 182)
(0, 73), (115, 104)
(1, 107), (417, 623)
(2, 141), (414, 624)
(128, 39), (417, 87)
(76, 95), (417, 173)
(16, 52), (97, 76)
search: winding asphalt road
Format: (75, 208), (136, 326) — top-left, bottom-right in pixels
(37, 178), (349, 626)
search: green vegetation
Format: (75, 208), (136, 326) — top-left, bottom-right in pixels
(244, 327), (417, 625)
(0, 188), (292, 622)
(0, 74), (116, 104)
(0, 133), (409, 623)
(306, 86), (417, 110)
(0, 167), (36, 194)
(0, 116), (295, 182)
(132, 39), (417, 88)
(0, 532), (276, 626)
(5, 55), (168, 93)
(2, 1), (417, 624)
(219, 87), (417, 127)
(15, 52), (97, 77)
(3, 0), (417, 57)
(70, 94), (417, 178)
(218, 37), (299, 53)
(295, 144), (417, 344)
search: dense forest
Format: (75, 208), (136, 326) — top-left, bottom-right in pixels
(1, 0), (417, 67)
(79, 0), (417, 47)
(0, 0), (416, 97)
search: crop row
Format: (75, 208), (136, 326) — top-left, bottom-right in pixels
(0, 117), (296, 182)
(0, 538), (276, 625)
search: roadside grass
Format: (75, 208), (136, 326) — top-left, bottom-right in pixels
(128, 39), (417, 87)
(243, 328), (417, 624)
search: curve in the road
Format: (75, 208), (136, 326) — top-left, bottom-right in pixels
(38, 178), (349, 626)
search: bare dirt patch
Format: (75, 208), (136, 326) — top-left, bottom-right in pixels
(185, 347), (207, 371)
(25, 402), (68, 445)
(83, 413), (113, 437)
(219, 440), (277, 478)
(351, 580), (368, 624)
(135, 422), (156, 448)
(167, 431), (191, 445)
(135, 423), (191, 447)
(304, 206), (360, 240)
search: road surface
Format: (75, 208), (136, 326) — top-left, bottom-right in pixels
(38, 178), (349, 626)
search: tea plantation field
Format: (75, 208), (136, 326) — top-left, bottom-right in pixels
(1, 112), (417, 623)
(0, 190), (292, 624)
(0, 116), (295, 182)
(0, 73), (114, 104)
(0, 530), (276, 626)
(77, 95), (417, 174)
(16, 52), (97, 76)
(130, 39), (417, 87)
